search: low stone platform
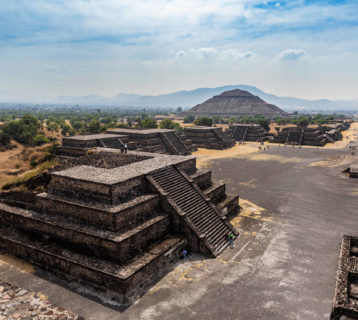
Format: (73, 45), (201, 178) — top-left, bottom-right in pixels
(0, 149), (239, 302)
(107, 128), (191, 155)
(58, 134), (127, 157)
(183, 126), (235, 150)
(271, 122), (351, 147)
(331, 235), (358, 319)
(227, 124), (268, 142)
(271, 127), (326, 146)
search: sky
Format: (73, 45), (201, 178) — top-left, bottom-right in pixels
(0, 0), (358, 101)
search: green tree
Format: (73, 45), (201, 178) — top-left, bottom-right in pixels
(33, 134), (49, 146)
(2, 114), (40, 144)
(61, 124), (71, 136)
(194, 116), (212, 127)
(297, 118), (309, 128)
(140, 118), (158, 129)
(258, 119), (270, 131)
(47, 122), (60, 132)
(183, 115), (195, 123)
(0, 130), (10, 145)
(88, 119), (102, 134)
(71, 121), (83, 131)
(160, 119), (182, 131)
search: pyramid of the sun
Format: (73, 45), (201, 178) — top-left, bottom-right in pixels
(185, 89), (288, 118)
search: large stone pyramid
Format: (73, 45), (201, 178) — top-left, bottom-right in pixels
(185, 89), (288, 118)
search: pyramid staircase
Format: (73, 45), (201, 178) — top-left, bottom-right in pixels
(242, 127), (248, 142)
(299, 128), (305, 146)
(147, 166), (237, 256)
(99, 137), (125, 149)
(285, 129), (292, 145)
(160, 131), (191, 156)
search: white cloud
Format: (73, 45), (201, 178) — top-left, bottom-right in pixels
(173, 48), (254, 62)
(277, 49), (305, 60)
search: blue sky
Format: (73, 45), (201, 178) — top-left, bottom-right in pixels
(0, 0), (358, 101)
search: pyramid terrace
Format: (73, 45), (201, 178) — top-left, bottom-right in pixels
(0, 148), (239, 302)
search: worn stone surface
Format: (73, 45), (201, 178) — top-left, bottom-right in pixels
(0, 148), (239, 304)
(0, 279), (81, 320)
(183, 126), (235, 150)
(184, 89), (288, 118)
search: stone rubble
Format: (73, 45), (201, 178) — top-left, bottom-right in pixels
(0, 279), (83, 320)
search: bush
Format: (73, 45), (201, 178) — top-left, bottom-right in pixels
(140, 118), (158, 129)
(258, 119), (270, 131)
(0, 130), (10, 145)
(183, 115), (195, 123)
(297, 118), (309, 128)
(2, 114), (40, 145)
(47, 122), (60, 132)
(194, 117), (212, 127)
(160, 119), (182, 131)
(33, 134), (49, 146)
(88, 120), (102, 134)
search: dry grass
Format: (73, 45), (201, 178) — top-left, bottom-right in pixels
(0, 140), (57, 189)
(1, 159), (57, 191)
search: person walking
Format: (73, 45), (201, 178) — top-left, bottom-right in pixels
(182, 249), (188, 259)
(124, 143), (128, 153)
(227, 232), (234, 249)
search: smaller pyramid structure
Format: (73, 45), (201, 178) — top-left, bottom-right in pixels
(185, 89), (289, 118)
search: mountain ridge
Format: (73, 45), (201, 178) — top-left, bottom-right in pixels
(1, 85), (358, 111)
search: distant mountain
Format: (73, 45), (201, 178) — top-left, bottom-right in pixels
(29, 85), (358, 111)
(185, 89), (288, 118)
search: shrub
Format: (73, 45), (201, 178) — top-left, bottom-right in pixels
(140, 118), (158, 129)
(2, 114), (40, 145)
(194, 116), (212, 127)
(183, 115), (195, 123)
(160, 119), (182, 131)
(33, 134), (49, 146)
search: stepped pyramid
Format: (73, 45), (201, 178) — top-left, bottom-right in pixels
(0, 149), (239, 301)
(185, 89), (288, 118)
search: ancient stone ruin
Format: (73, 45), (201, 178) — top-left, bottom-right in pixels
(342, 162), (358, 178)
(331, 235), (358, 319)
(184, 89), (289, 119)
(271, 122), (350, 147)
(58, 129), (195, 157)
(57, 134), (127, 157)
(0, 149), (239, 302)
(107, 128), (193, 155)
(183, 126), (236, 150)
(227, 124), (269, 142)
(271, 127), (327, 146)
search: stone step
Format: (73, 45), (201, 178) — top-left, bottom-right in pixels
(142, 144), (167, 153)
(149, 166), (233, 255)
(136, 138), (162, 146)
(203, 183), (226, 204)
(217, 195), (239, 216)
(0, 226), (186, 294)
(189, 169), (212, 190)
(36, 193), (160, 232)
(0, 203), (169, 264)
